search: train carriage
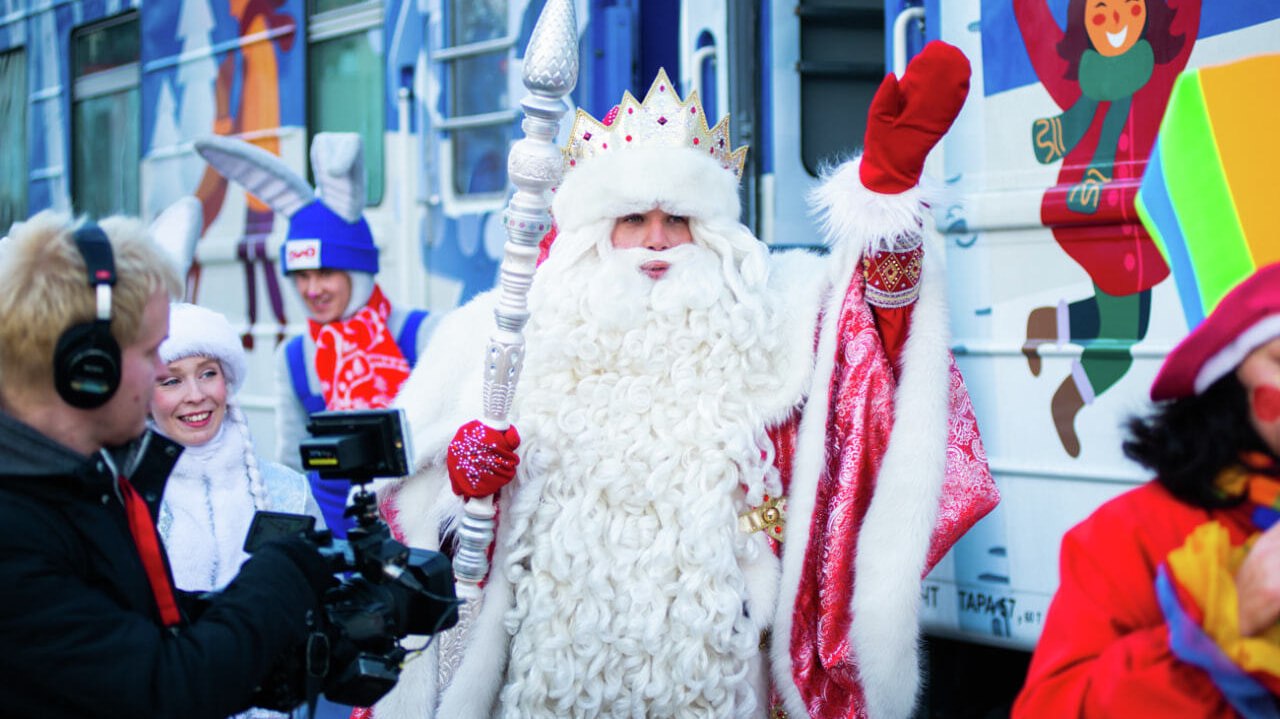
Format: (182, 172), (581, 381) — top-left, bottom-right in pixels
(2, 0), (1278, 710)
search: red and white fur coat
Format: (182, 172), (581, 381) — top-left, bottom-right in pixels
(377, 153), (994, 719)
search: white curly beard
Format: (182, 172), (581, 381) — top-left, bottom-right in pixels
(495, 225), (789, 718)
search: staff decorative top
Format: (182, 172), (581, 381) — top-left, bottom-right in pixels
(452, 0), (578, 590)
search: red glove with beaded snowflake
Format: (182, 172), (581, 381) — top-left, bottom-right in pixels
(446, 420), (521, 499)
(859, 40), (971, 194)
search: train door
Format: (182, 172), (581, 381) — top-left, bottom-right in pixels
(759, 0), (888, 247)
(677, 0), (763, 233)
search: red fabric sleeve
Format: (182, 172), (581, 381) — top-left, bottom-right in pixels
(1013, 486), (1237, 718)
(870, 304), (912, 372)
(862, 244), (922, 371)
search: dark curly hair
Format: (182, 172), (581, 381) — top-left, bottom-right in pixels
(1123, 373), (1272, 508)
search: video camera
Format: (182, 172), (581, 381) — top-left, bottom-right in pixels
(245, 409), (458, 709)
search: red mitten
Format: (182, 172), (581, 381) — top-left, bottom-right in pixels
(446, 420), (521, 499)
(859, 40), (971, 194)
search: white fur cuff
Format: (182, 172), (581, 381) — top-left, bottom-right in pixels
(809, 155), (923, 272)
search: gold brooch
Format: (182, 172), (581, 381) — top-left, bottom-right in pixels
(739, 495), (786, 542)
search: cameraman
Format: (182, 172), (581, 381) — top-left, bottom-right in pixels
(0, 212), (332, 718)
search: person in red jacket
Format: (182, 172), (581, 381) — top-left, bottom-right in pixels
(1014, 261), (1280, 717)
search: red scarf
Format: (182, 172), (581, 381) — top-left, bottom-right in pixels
(310, 284), (412, 410)
(119, 475), (182, 627)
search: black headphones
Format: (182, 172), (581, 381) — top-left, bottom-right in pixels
(53, 223), (122, 409)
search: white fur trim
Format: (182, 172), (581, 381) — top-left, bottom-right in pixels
(149, 196), (202, 278)
(770, 256), (842, 718)
(759, 250), (826, 423)
(160, 303), (247, 395)
(810, 155), (923, 284)
(392, 291), (494, 466)
(774, 155), (945, 719)
(773, 247), (948, 719)
(1195, 314), (1280, 395)
(552, 146), (741, 232)
(847, 238), (949, 719)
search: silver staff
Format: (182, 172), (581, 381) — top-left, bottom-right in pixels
(452, 0), (579, 595)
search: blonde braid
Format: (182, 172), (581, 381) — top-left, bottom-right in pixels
(230, 404), (269, 510)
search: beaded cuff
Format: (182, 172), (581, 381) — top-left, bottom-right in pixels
(862, 232), (923, 309)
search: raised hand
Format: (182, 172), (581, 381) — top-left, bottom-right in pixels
(859, 40), (971, 194)
(446, 420), (522, 499)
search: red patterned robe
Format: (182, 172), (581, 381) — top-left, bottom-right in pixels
(768, 218), (993, 718)
(1013, 483), (1255, 717)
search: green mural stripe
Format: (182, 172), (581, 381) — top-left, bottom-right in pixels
(1161, 71), (1250, 315)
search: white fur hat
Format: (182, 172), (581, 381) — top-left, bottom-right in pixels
(551, 69), (747, 235)
(159, 303), (248, 396)
(552, 146), (742, 233)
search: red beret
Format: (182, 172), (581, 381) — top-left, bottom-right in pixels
(1152, 262), (1280, 401)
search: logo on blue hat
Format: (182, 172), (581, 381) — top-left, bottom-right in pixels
(282, 201), (379, 274)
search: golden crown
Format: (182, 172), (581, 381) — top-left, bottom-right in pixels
(562, 69), (748, 180)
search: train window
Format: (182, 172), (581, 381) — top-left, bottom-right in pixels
(311, 0), (369, 12)
(438, 0), (514, 199)
(796, 0), (884, 176)
(0, 48), (25, 233)
(71, 13), (140, 218)
(307, 0), (385, 205)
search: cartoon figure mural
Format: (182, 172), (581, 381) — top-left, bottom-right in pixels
(193, 0), (296, 232)
(142, 0), (301, 340)
(193, 0), (298, 344)
(1013, 0), (1199, 457)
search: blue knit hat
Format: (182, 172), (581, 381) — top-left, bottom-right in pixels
(280, 200), (379, 274)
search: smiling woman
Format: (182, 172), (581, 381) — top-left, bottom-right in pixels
(152, 356), (229, 447)
(149, 303), (325, 606)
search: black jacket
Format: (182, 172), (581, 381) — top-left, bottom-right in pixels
(0, 410), (327, 718)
